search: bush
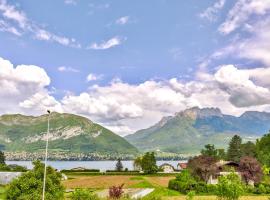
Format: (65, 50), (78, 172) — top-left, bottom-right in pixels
(6, 160), (64, 200)
(216, 172), (244, 200)
(71, 189), (99, 200)
(253, 183), (270, 194)
(186, 191), (195, 200)
(109, 184), (124, 199)
(168, 170), (197, 194)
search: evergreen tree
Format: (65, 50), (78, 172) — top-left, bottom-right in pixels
(241, 141), (256, 157)
(256, 132), (270, 167)
(201, 144), (218, 158)
(141, 152), (158, 174)
(0, 151), (5, 165)
(217, 149), (226, 160)
(227, 135), (242, 162)
(115, 158), (123, 171)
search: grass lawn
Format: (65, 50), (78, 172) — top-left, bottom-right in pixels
(63, 174), (270, 200)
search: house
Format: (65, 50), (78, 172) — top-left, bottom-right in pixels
(177, 163), (187, 170)
(0, 172), (22, 185)
(159, 163), (175, 173)
(208, 160), (241, 185)
(70, 167), (87, 171)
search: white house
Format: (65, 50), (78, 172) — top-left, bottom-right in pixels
(0, 172), (22, 185)
(159, 163), (175, 173)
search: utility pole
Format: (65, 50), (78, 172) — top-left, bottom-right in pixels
(42, 110), (51, 200)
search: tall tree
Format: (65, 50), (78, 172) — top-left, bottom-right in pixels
(239, 156), (263, 185)
(241, 141), (256, 157)
(227, 135), (242, 162)
(217, 149), (226, 160)
(115, 158), (123, 171)
(0, 151), (5, 165)
(201, 144), (218, 158)
(141, 152), (158, 174)
(187, 155), (218, 182)
(256, 132), (270, 167)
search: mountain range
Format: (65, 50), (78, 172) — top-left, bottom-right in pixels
(0, 112), (138, 157)
(125, 107), (270, 154)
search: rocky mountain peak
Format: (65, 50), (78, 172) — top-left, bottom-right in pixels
(178, 107), (223, 119)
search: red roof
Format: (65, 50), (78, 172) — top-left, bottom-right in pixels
(178, 163), (187, 169)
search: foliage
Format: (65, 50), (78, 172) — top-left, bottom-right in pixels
(263, 165), (270, 175)
(239, 156), (263, 184)
(115, 158), (124, 171)
(139, 152), (158, 174)
(216, 172), (244, 200)
(187, 155), (217, 182)
(6, 160), (65, 200)
(217, 149), (227, 160)
(109, 184), (124, 199)
(133, 156), (142, 171)
(256, 133), (270, 167)
(227, 135), (242, 162)
(241, 141), (256, 157)
(201, 144), (218, 158)
(186, 191), (195, 200)
(71, 189), (99, 200)
(168, 170), (197, 194)
(0, 151), (5, 165)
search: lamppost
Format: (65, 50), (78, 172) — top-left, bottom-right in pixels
(42, 110), (51, 200)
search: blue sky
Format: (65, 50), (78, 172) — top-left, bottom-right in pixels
(1, 0), (270, 135)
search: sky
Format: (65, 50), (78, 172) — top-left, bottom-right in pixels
(1, 0), (270, 136)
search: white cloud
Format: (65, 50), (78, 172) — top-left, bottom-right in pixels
(116, 16), (129, 25)
(0, 0), (81, 48)
(58, 66), (79, 73)
(0, 19), (21, 36)
(86, 73), (103, 82)
(64, 0), (77, 5)
(219, 0), (270, 34)
(199, 0), (226, 22)
(88, 36), (126, 50)
(1, 57), (270, 136)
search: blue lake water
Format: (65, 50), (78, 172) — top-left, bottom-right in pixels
(6, 160), (186, 171)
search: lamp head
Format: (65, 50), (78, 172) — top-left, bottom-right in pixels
(47, 110), (51, 114)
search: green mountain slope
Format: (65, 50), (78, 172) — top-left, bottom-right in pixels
(0, 112), (138, 156)
(125, 107), (270, 154)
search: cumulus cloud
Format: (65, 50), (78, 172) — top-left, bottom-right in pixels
(1, 57), (270, 135)
(0, 0), (81, 48)
(88, 36), (126, 50)
(219, 0), (270, 34)
(86, 73), (103, 82)
(199, 0), (226, 22)
(116, 16), (130, 25)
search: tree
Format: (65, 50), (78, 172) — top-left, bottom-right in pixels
(239, 156), (263, 184)
(216, 172), (244, 200)
(217, 149), (227, 160)
(115, 158), (123, 171)
(241, 141), (256, 157)
(6, 160), (65, 200)
(0, 151), (5, 165)
(201, 144), (218, 158)
(141, 152), (158, 174)
(256, 133), (270, 167)
(227, 135), (242, 162)
(187, 155), (218, 182)
(133, 156), (142, 171)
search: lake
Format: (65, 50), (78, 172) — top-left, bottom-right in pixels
(6, 160), (186, 171)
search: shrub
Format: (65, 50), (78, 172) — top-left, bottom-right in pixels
(216, 172), (244, 200)
(109, 184), (124, 199)
(6, 160), (64, 200)
(71, 189), (99, 200)
(168, 170), (197, 194)
(186, 191), (195, 200)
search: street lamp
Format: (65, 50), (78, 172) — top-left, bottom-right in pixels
(42, 110), (51, 200)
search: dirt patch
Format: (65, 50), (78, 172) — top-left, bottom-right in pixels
(63, 175), (141, 189)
